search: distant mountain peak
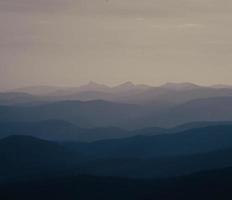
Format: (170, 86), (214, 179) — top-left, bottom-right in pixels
(161, 82), (200, 90)
(211, 84), (232, 89)
(122, 81), (135, 86)
(79, 81), (110, 92)
(118, 81), (135, 87)
(10, 85), (62, 95)
(87, 81), (101, 86)
(113, 82), (137, 91)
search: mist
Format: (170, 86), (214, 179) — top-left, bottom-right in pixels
(1, 0), (232, 89)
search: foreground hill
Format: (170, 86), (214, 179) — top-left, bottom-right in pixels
(0, 135), (79, 182)
(1, 167), (232, 200)
(79, 147), (232, 178)
(2, 127), (232, 181)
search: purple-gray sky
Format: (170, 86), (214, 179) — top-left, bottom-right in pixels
(1, 0), (232, 90)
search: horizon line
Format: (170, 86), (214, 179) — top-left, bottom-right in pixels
(1, 81), (232, 92)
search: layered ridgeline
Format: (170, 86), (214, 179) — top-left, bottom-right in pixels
(1, 97), (232, 129)
(1, 82), (232, 130)
(3, 82), (232, 105)
(2, 124), (232, 181)
(1, 82), (232, 199)
(0, 120), (232, 142)
(4, 81), (232, 104)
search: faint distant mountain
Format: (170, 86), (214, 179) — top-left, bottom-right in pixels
(2, 96), (232, 130)
(0, 100), (142, 128)
(78, 81), (110, 92)
(0, 120), (82, 141)
(135, 86), (232, 107)
(112, 82), (151, 93)
(9, 82), (111, 97)
(211, 84), (232, 89)
(63, 81), (151, 95)
(0, 120), (136, 142)
(114, 83), (232, 105)
(160, 82), (201, 90)
(12, 85), (63, 95)
(7, 82), (232, 106)
(3, 120), (232, 142)
(50, 82), (111, 97)
(61, 82), (152, 102)
(131, 96), (232, 128)
(0, 92), (44, 105)
(107, 83), (232, 105)
(8, 81), (153, 101)
(112, 82), (136, 92)
(115, 85), (223, 105)
(64, 91), (114, 101)
(171, 121), (232, 133)
(160, 96), (232, 127)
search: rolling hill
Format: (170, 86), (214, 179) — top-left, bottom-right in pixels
(0, 135), (79, 182)
(67, 125), (232, 159)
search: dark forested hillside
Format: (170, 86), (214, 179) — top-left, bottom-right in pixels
(1, 167), (232, 200)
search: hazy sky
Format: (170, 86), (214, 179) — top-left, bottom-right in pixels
(1, 0), (232, 90)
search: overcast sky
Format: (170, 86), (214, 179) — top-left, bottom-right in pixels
(1, 0), (232, 90)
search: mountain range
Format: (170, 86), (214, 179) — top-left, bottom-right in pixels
(4, 82), (232, 105)
(1, 82), (232, 199)
(1, 96), (232, 129)
(0, 82), (232, 130)
(2, 124), (232, 180)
